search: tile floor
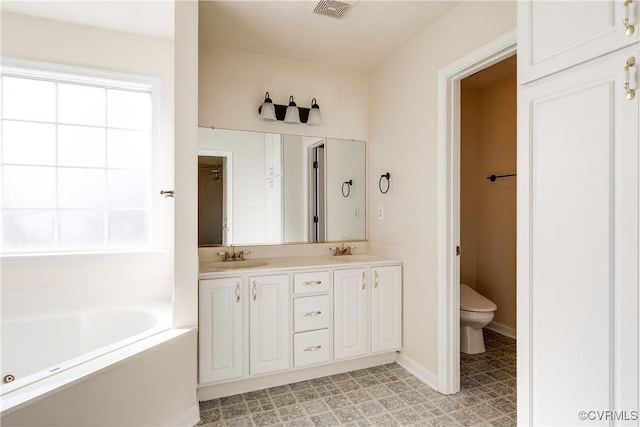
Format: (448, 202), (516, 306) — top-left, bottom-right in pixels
(198, 330), (516, 426)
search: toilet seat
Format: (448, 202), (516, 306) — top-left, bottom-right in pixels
(460, 284), (497, 312)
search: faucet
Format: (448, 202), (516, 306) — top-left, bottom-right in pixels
(217, 245), (251, 262)
(330, 243), (356, 256)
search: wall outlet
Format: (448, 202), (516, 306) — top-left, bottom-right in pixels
(377, 206), (384, 220)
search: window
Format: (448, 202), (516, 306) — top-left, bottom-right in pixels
(1, 62), (155, 254)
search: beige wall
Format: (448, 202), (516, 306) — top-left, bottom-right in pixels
(199, 44), (368, 141)
(368, 1), (516, 374)
(461, 89), (479, 288)
(461, 74), (517, 330)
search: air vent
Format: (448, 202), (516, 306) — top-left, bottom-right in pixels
(313, 0), (357, 20)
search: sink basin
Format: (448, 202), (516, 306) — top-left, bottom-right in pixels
(201, 260), (269, 270)
(327, 254), (382, 263)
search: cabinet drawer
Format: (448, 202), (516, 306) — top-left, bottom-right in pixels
(294, 295), (329, 332)
(293, 271), (330, 294)
(294, 329), (330, 368)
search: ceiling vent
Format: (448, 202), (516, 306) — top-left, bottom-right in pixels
(313, 0), (358, 20)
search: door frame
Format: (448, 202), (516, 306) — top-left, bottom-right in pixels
(436, 30), (517, 394)
(198, 149), (233, 245)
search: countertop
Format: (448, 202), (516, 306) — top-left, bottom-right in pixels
(198, 254), (401, 279)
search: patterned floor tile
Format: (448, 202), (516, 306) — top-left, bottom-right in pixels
(198, 329), (516, 426)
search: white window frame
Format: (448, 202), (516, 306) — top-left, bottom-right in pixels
(0, 57), (163, 256)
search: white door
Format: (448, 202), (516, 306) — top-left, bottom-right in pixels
(518, 0), (639, 83)
(371, 266), (402, 353)
(518, 46), (639, 425)
(334, 268), (368, 359)
(249, 274), (290, 375)
(198, 277), (244, 384)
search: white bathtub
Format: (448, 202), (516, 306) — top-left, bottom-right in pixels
(1, 306), (171, 404)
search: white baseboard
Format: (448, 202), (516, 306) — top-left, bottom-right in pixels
(486, 321), (516, 339)
(170, 404), (200, 427)
(395, 353), (439, 392)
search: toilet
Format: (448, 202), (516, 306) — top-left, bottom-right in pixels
(460, 284), (497, 354)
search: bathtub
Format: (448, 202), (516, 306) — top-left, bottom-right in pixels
(0, 305), (172, 414)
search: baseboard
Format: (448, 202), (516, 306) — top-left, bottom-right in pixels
(170, 404), (200, 427)
(395, 353), (439, 392)
(486, 321), (516, 339)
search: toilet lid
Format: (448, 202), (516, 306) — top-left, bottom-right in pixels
(460, 284), (497, 312)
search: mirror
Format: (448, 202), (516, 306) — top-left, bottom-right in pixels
(198, 127), (366, 246)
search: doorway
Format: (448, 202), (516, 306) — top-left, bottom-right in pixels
(309, 141), (326, 242)
(198, 150), (233, 246)
(436, 31), (516, 394)
(460, 55), (517, 340)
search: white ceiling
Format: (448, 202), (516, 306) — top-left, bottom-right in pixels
(199, 1), (461, 71)
(0, 1), (175, 40)
(1, 1), (461, 71)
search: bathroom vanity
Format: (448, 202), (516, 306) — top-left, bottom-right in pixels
(197, 253), (402, 399)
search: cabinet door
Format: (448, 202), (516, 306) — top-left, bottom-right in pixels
(199, 277), (244, 384)
(518, 47), (639, 425)
(249, 274), (290, 375)
(334, 268), (368, 359)
(518, 0), (639, 83)
(371, 266), (402, 353)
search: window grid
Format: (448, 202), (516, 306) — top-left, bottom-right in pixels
(1, 71), (153, 254)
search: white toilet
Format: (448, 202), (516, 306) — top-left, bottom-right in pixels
(460, 284), (497, 354)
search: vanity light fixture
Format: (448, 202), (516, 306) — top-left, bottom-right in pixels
(258, 92), (277, 121)
(257, 92), (322, 125)
(307, 98), (322, 125)
(284, 96), (301, 124)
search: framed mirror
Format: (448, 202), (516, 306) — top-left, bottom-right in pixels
(198, 127), (366, 246)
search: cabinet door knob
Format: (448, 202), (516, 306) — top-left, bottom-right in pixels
(362, 271), (366, 290)
(235, 281), (241, 303)
(252, 281), (257, 301)
(624, 57), (637, 100)
(624, 0), (636, 36)
(303, 345), (322, 352)
(374, 271), (379, 288)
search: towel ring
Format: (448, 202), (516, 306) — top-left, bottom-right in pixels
(342, 180), (353, 197)
(379, 173), (390, 194)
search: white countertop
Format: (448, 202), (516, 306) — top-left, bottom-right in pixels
(199, 254), (401, 279)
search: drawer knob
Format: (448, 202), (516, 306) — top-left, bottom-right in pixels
(303, 345), (322, 352)
(303, 310), (322, 317)
(303, 280), (322, 286)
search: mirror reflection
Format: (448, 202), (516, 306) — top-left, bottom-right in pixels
(198, 127), (366, 246)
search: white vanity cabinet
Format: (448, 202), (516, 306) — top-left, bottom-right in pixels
(334, 265), (402, 360)
(248, 274), (290, 375)
(198, 274), (289, 384)
(199, 277), (244, 384)
(292, 270), (332, 368)
(198, 258), (402, 395)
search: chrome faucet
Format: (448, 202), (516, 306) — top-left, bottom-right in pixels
(217, 246), (251, 262)
(330, 243), (355, 256)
